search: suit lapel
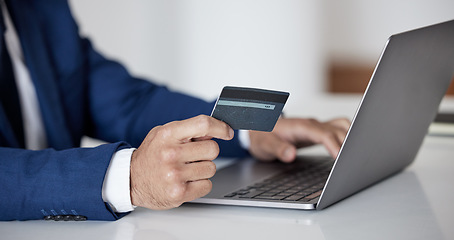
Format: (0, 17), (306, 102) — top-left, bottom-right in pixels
(6, 1), (73, 150)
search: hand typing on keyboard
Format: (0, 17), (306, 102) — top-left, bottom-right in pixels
(248, 118), (350, 162)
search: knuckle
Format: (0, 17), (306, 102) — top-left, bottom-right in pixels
(160, 146), (179, 163)
(154, 125), (173, 140)
(145, 125), (163, 143)
(195, 115), (212, 132)
(164, 168), (183, 183)
(167, 184), (186, 203)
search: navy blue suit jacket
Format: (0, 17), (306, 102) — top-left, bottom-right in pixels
(0, 0), (247, 221)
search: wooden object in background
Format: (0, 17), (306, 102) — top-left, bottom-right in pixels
(328, 64), (454, 95)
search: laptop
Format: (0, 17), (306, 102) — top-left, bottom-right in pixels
(192, 20), (454, 210)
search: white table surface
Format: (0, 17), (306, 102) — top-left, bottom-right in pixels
(1, 135), (453, 240)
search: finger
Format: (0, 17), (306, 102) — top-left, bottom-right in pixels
(165, 115), (234, 142)
(182, 179), (213, 203)
(251, 131), (297, 163)
(293, 122), (342, 159)
(180, 140), (220, 162)
(183, 160), (217, 182)
(325, 119), (350, 146)
(317, 130), (342, 159)
(327, 118), (351, 132)
(333, 127), (347, 145)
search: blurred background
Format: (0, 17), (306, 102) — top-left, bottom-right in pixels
(69, 0), (454, 120)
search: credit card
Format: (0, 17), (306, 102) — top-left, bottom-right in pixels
(211, 86), (289, 132)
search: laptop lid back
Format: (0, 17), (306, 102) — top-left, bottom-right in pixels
(317, 20), (454, 209)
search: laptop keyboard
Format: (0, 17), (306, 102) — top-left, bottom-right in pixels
(224, 160), (333, 202)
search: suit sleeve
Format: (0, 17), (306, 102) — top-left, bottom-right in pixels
(43, 0), (249, 156)
(0, 142), (130, 221)
(81, 31), (248, 157)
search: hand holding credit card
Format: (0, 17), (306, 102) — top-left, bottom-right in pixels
(211, 86), (289, 132)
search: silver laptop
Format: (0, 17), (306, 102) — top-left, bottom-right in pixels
(192, 20), (454, 210)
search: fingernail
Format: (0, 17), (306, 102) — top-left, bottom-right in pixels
(229, 128), (234, 139)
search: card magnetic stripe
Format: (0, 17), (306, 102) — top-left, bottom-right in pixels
(220, 86), (289, 104)
(216, 100), (276, 110)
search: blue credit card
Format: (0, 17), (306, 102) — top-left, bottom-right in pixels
(211, 86), (289, 132)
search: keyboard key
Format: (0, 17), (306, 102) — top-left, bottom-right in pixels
(254, 195), (287, 200)
(235, 190), (250, 195)
(238, 189), (265, 198)
(258, 192), (276, 197)
(284, 194), (304, 201)
(224, 193), (237, 198)
(301, 190), (322, 201)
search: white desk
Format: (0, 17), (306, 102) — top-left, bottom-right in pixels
(1, 136), (453, 240)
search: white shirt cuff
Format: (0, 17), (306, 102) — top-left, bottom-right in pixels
(238, 130), (251, 150)
(102, 148), (136, 213)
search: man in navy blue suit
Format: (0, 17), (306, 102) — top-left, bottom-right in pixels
(0, 0), (349, 221)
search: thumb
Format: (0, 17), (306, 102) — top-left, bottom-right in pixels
(250, 131), (297, 163)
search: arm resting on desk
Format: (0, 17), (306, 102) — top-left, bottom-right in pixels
(0, 142), (130, 221)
